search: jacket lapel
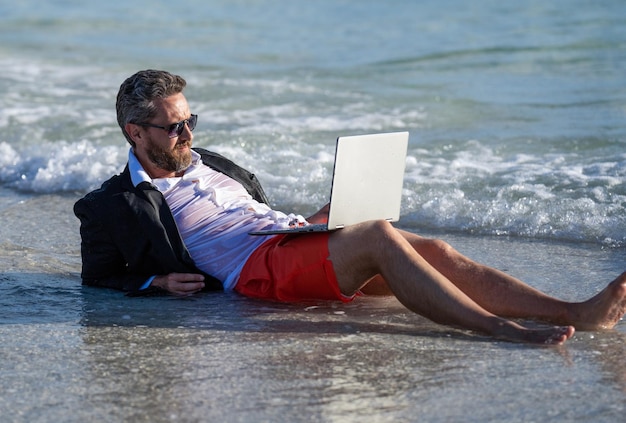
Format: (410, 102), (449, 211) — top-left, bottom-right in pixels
(121, 171), (196, 268)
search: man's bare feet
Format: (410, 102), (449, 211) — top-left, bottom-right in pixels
(493, 320), (575, 345)
(567, 272), (626, 331)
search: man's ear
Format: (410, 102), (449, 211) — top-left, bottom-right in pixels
(125, 123), (143, 145)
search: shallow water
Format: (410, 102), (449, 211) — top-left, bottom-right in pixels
(1, 230), (625, 422)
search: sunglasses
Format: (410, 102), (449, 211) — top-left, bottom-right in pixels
(138, 114), (198, 138)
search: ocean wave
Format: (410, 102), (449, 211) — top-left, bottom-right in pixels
(0, 141), (126, 193)
(1, 138), (624, 247)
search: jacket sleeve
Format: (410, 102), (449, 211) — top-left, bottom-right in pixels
(74, 176), (223, 295)
(74, 194), (151, 292)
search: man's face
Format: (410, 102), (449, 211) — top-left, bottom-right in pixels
(132, 92), (194, 177)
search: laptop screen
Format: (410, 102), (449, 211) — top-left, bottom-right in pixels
(327, 131), (408, 229)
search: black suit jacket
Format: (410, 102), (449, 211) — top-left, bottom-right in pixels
(74, 147), (269, 294)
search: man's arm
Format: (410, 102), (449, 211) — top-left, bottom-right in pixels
(74, 188), (221, 295)
(306, 203), (330, 224)
(74, 197), (149, 292)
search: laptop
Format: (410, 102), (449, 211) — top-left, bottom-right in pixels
(249, 131), (409, 235)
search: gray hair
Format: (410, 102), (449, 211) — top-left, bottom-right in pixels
(116, 69), (187, 146)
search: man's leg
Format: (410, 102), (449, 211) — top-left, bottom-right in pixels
(398, 230), (626, 329)
(367, 228), (626, 331)
(396, 230), (573, 320)
(328, 220), (575, 344)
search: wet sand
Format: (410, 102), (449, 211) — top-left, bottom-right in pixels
(1, 231), (624, 422)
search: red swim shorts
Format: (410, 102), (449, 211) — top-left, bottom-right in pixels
(235, 233), (354, 303)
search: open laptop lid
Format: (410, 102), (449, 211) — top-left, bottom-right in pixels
(326, 131), (408, 229)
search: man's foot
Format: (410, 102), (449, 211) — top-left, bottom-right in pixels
(567, 272), (626, 331)
(493, 321), (575, 345)
(523, 325), (575, 345)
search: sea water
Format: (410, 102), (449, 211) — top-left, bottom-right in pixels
(1, 1), (625, 422)
(1, 0), (625, 246)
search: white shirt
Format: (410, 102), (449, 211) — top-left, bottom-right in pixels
(128, 149), (303, 290)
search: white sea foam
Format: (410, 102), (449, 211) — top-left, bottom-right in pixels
(0, 141), (126, 193)
(400, 142), (626, 246)
(2, 133), (624, 246)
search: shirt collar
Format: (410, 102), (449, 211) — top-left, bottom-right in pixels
(128, 148), (202, 187)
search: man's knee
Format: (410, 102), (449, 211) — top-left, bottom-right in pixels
(362, 219), (398, 237)
(330, 219), (399, 265)
(429, 238), (453, 255)
(421, 238), (460, 266)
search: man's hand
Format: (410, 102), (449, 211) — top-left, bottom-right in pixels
(151, 273), (206, 296)
(306, 203), (330, 224)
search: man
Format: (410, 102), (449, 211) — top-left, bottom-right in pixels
(74, 69), (626, 345)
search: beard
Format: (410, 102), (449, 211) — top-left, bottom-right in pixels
(146, 137), (193, 174)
